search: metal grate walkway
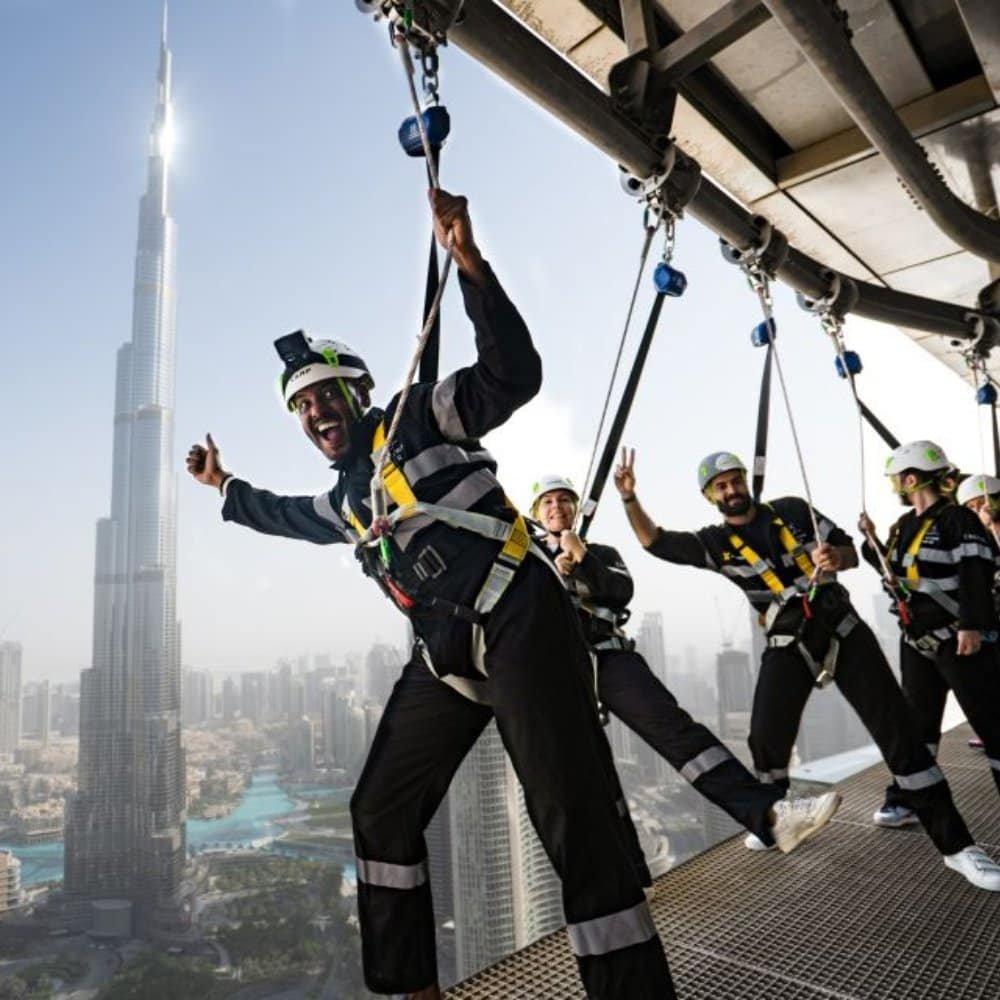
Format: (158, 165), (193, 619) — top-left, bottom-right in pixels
(446, 724), (1000, 999)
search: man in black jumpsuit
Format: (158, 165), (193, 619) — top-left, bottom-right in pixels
(186, 192), (673, 999)
(614, 447), (1000, 890)
(861, 444), (1000, 867)
(529, 474), (841, 853)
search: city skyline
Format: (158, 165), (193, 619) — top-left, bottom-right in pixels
(64, 8), (187, 932)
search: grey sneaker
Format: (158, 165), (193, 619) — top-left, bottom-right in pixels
(770, 791), (842, 854)
(872, 803), (918, 828)
(944, 846), (1000, 891)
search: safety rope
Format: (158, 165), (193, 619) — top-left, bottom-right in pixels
(579, 196), (668, 519)
(371, 33), (454, 527)
(819, 309), (903, 591)
(743, 259), (821, 546)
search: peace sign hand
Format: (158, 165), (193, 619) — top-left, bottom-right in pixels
(614, 447), (637, 499)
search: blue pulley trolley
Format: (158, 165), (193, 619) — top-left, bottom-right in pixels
(653, 262), (687, 297)
(835, 350), (863, 379)
(398, 105), (451, 157)
(977, 382), (998, 406)
(751, 317), (776, 347)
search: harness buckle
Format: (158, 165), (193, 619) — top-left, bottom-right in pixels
(412, 544), (447, 582)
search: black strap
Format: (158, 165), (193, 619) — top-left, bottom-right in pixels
(751, 342), (774, 503)
(580, 292), (667, 539)
(992, 401), (1000, 478)
(419, 147), (442, 383)
(856, 399), (899, 449)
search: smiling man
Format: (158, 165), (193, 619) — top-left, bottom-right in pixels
(529, 474), (841, 855)
(186, 191), (674, 1000)
(615, 447), (1000, 890)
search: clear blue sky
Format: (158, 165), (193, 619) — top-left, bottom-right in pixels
(0, 0), (985, 682)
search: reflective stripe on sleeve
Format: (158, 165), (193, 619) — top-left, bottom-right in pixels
(402, 442), (494, 487)
(989, 757), (1000, 773)
(356, 856), (429, 890)
(917, 543), (996, 564)
(680, 746), (733, 784)
(566, 900), (657, 957)
(431, 373), (468, 440)
(895, 765), (945, 791)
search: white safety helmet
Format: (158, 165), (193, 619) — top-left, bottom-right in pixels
(530, 474), (579, 517)
(697, 452), (747, 494)
(884, 441), (951, 478)
(956, 474), (1000, 508)
(275, 330), (374, 411)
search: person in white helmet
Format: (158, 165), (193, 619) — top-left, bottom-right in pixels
(615, 446), (1000, 890)
(955, 473), (1000, 750)
(530, 474), (841, 854)
(861, 445), (1000, 826)
(187, 192), (675, 999)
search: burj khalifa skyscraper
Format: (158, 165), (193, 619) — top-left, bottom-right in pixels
(65, 4), (186, 934)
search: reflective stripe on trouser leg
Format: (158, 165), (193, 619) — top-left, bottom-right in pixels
(356, 857), (428, 890)
(351, 656), (492, 994)
(895, 765), (945, 791)
(680, 745), (732, 783)
(756, 768), (789, 784)
(567, 900), (657, 957)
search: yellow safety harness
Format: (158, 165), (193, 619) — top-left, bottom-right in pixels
(725, 506), (818, 637)
(886, 511), (961, 652)
(352, 419), (533, 625)
(727, 506), (852, 687)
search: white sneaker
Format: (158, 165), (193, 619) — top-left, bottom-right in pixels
(769, 791), (842, 854)
(944, 846), (1000, 891)
(743, 832), (776, 851)
(872, 804), (918, 828)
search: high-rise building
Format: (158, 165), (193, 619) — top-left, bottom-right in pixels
(449, 724), (516, 979)
(635, 613), (668, 685)
(182, 669), (212, 727)
(364, 643), (402, 705)
(240, 672), (267, 726)
(221, 676), (239, 722)
(37, 680), (51, 748)
(716, 645), (754, 742)
(0, 642), (23, 754)
(52, 684), (80, 738)
(286, 717), (315, 776)
(505, 761), (562, 949)
(0, 851), (22, 913)
(64, 9), (186, 933)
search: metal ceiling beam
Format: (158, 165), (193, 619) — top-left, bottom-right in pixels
(427, 0), (991, 342)
(619, 0), (657, 54)
(776, 75), (995, 188)
(650, 0), (771, 84)
(761, 0), (1000, 265)
(577, 0), (789, 177)
(955, 0), (1000, 103)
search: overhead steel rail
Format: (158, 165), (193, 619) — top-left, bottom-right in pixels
(761, 0), (1000, 266)
(361, 0), (999, 349)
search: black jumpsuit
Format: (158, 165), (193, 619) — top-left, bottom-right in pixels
(546, 537), (783, 842)
(645, 497), (974, 856)
(864, 500), (1000, 809)
(219, 265), (673, 998)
